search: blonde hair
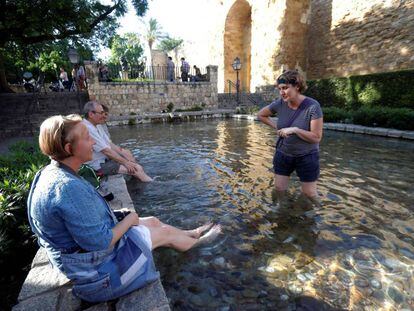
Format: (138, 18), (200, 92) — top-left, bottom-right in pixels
(39, 114), (82, 160)
(276, 70), (307, 93)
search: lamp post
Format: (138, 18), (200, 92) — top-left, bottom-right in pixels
(68, 48), (79, 65)
(232, 57), (242, 107)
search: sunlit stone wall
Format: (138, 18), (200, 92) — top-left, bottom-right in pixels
(307, 0), (414, 79)
(183, 0), (413, 92)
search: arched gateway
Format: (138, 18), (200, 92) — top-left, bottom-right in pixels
(224, 0), (251, 92)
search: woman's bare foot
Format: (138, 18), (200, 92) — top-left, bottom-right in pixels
(186, 222), (213, 238)
(194, 224), (222, 247)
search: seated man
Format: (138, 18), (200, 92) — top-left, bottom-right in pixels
(82, 101), (153, 182)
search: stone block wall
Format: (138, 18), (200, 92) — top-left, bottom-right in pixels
(180, 0), (414, 91)
(255, 85), (279, 104)
(0, 92), (89, 141)
(86, 62), (219, 116)
(307, 0), (414, 79)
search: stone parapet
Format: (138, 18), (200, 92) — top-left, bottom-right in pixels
(13, 175), (170, 311)
(106, 109), (234, 126)
(85, 62), (219, 117)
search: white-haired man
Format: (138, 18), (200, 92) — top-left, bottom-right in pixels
(82, 101), (152, 182)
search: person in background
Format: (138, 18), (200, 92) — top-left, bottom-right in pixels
(77, 64), (86, 90)
(180, 57), (190, 82)
(71, 65), (78, 90)
(167, 56), (175, 82)
(83, 101), (153, 182)
(99, 63), (110, 82)
(97, 104), (111, 138)
(59, 67), (70, 89)
(193, 65), (202, 81)
(28, 114), (222, 303)
(257, 70), (323, 201)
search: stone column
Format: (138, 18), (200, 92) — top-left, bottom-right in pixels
(84, 61), (100, 101)
(207, 65), (218, 109)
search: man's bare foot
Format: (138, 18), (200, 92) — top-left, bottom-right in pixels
(137, 174), (153, 182)
(186, 222), (213, 238)
(194, 224), (222, 247)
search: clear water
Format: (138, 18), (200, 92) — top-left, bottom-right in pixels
(110, 119), (414, 310)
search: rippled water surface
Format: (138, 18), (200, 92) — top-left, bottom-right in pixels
(110, 120), (414, 310)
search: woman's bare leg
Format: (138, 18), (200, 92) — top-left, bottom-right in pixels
(139, 217), (221, 251)
(274, 174), (289, 192)
(301, 181), (318, 198)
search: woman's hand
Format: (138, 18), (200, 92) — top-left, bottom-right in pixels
(110, 211), (139, 247)
(126, 212), (139, 226)
(277, 127), (298, 137)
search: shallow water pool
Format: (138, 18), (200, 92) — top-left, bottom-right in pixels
(110, 119), (414, 310)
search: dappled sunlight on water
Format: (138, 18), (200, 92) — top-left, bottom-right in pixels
(110, 120), (414, 310)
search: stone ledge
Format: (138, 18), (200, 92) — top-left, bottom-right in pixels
(227, 118), (414, 140)
(107, 109), (234, 126)
(14, 174), (170, 311)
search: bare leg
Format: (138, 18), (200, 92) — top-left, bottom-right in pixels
(273, 174), (289, 203)
(118, 163), (153, 182)
(274, 174), (289, 192)
(301, 181), (318, 198)
(139, 217), (220, 251)
(148, 224), (199, 251)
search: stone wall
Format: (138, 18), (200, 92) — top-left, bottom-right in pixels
(307, 0), (414, 79)
(179, 0), (413, 91)
(0, 92), (88, 141)
(255, 85), (279, 105)
(86, 62), (219, 116)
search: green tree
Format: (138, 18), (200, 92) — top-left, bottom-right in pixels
(143, 18), (165, 51)
(109, 33), (144, 66)
(0, 0), (149, 92)
(158, 36), (184, 62)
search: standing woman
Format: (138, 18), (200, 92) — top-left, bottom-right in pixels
(257, 70), (323, 199)
(28, 114), (221, 303)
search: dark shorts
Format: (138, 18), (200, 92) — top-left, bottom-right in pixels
(273, 151), (320, 182)
(100, 159), (120, 176)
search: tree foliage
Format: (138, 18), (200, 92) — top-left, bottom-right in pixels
(158, 36), (184, 53)
(1, 0), (148, 47)
(0, 0), (149, 91)
(109, 33), (144, 66)
(143, 18), (165, 50)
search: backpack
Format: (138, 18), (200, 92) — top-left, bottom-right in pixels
(78, 164), (100, 189)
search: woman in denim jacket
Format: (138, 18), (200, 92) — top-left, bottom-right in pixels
(28, 114), (221, 303)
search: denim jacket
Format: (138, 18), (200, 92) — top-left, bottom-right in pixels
(27, 162), (159, 302)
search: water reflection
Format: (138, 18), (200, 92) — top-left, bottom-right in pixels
(110, 120), (414, 310)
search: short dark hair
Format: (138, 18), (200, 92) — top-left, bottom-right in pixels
(276, 70), (307, 93)
(168, 56), (172, 60)
(181, 57), (185, 60)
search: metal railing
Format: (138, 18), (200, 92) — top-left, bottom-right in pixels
(102, 64), (208, 82)
(227, 80), (259, 106)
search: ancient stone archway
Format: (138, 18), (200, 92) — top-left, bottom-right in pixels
(224, 0), (251, 92)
